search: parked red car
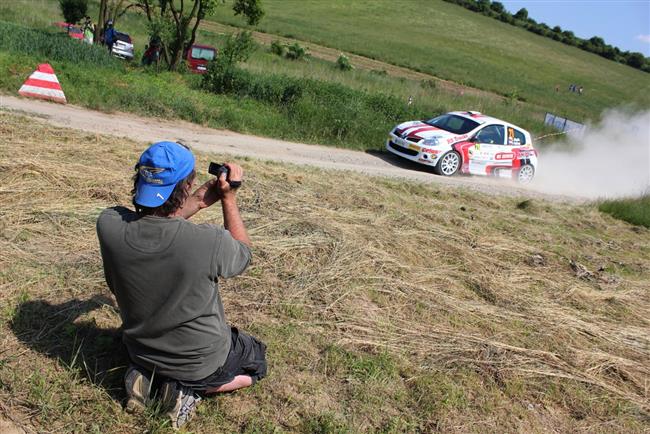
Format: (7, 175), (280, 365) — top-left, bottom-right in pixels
(186, 44), (216, 73)
(53, 22), (83, 40)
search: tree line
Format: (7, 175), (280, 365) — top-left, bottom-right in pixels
(443, 0), (649, 73)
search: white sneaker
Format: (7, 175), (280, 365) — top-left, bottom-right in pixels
(160, 381), (202, 430)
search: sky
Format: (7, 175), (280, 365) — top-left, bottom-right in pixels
(501, 1), (650, 55)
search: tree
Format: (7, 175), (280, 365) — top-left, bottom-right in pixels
(498, 11), (513, 24)
(476, 0), (491, 13)
(513, 7), (528, 21)
(626, 52), (645, 69)
(589, 36), (605, 48)
(490, 1), (504, 13)
(59, 0), (88, 24)
(601, 45), (617, 60)
(233, 0), (264, 25)
(202, 31), (256, 93)
(561, 30), (576, 45)
(96, 0), (138, 45)
(140, 0), (263, 71)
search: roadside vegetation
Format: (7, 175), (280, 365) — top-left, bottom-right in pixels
(0, 21), (120, 68)
(0, 16), (554, 151)
(599, 195), (650, 228)
(1, 113), (649, 433)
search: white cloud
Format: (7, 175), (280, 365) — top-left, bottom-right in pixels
(636, 34), (650, 44)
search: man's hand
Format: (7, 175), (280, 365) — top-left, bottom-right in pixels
(175, 178), (220, 219)
(192, 178), (221, 210)
(175, 162), (246, 226)
(217, 163), (243, 199)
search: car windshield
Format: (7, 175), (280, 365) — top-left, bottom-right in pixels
(191, 47), (215, 61)
(425, 114), (480, 135)
(115, 32), (131, 43)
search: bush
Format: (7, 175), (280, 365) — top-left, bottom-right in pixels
(59, 0), (87, 25)
(336, 54), (353, 71)
(421, 79), (437, 89)
(626, 52), (646, 69)
(270, 40), (285, 57)
(285, 42), (307, 60)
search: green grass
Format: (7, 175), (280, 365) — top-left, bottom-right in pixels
(209, 0), (650, 122)
(1, 113), (648, 432)
(599, 194), (650, 228)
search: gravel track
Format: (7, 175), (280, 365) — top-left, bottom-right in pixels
(0, 95), (579, 202)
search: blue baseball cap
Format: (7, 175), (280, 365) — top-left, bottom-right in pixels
(134, 141), (195, 207)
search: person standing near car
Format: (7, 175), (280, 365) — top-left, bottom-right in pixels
(82, 16), (94, 44)
(96, 142), (267, 429)
(103, 20), (116, 51)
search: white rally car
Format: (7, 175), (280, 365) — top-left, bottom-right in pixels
(386, 111), (538, 183)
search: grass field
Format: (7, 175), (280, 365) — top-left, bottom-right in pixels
(1, 112), (649, 433)
(210, 0), (650, 122)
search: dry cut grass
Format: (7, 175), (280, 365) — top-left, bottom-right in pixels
(0, 112), (649, 433)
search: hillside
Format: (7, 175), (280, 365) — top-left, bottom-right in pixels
(1, 112), (648, 433)
(210, 0), (650, 122)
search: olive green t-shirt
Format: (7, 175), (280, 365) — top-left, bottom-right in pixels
(96, 207), (251, 381)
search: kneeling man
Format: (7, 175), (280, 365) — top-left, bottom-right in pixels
(96, 141), (266, 429)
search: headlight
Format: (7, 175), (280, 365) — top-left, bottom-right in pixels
(422, 137), (440, 146)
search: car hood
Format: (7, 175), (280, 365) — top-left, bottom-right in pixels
(393, 121), (459, 142)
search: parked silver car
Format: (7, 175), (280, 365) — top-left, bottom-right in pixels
(111, 32), (134, 60)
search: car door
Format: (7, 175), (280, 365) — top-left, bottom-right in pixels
(467, 124), (507, 176)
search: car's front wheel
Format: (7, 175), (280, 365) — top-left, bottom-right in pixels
(517, 164), (535, 184)
(433, 151), (461, 176)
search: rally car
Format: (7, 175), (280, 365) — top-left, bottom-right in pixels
(386, 111), (538, 183)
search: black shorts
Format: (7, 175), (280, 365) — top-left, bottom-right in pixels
(179, 327), (267, 391)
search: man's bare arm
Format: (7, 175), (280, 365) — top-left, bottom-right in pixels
(221, 194), (250, 247)
(219, 163), (250, 247)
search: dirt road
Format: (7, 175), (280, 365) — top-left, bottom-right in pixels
(0, 95), (574, 201)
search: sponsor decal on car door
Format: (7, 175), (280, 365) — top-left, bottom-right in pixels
(468, 125), (508, 175)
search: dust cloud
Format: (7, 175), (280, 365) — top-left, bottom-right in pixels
(531, 109), (650, 199)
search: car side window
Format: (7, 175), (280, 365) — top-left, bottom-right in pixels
(474, 125), (505, 144)
(445, 116), (465, 132)
(506, 127), (527, 146)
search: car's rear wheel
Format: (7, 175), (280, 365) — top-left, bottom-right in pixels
(433, 151), (461, 176)
(517, 164), (535, 184)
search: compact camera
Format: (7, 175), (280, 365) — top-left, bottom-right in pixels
(208, 162), (241, 189)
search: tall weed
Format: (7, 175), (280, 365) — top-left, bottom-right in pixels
(599, 195), (650, 228)
(0, 21), (121, 69)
